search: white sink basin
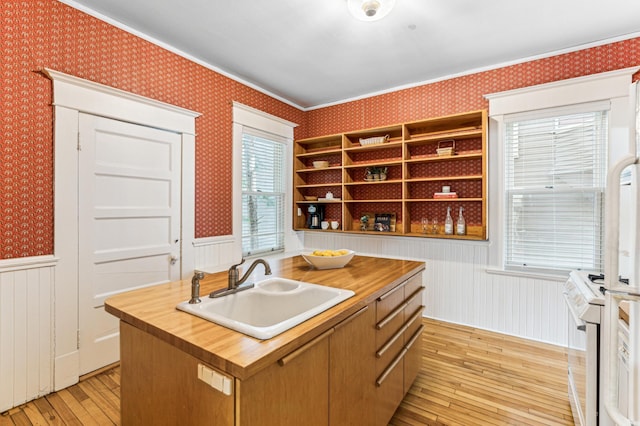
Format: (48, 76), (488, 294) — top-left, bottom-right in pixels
(176, 278), (355, 339)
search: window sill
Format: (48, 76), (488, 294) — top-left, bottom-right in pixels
(485, 267), (568, 282)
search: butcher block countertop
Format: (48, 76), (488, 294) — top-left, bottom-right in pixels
(105, 254), (425, 380)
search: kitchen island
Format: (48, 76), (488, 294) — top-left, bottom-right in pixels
(105, 254), (425, 426)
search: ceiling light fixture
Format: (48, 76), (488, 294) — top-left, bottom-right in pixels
(347, 0), (396, 22)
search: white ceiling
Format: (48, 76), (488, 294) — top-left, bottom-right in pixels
(64, 0), (640, 109)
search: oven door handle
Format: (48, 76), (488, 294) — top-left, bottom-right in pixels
(563, 293), (586, 331)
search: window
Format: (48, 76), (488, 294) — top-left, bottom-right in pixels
(232, 102), (296, 259)
(486, 67), (634, 277)
(504, 106), (608, 272)
(241, 130), (285, 256)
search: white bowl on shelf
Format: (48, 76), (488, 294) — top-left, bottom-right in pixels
(312, 161), (329, 169)
(301, 250), (355, 270)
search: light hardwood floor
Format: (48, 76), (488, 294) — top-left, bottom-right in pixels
(1, 318), (573, 425)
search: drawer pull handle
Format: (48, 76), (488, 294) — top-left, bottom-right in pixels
(376, 323), (425, 386)
(376, 287), (424, 330)
(376, 306), (424, 358)
(278, 328), (334, 366)
(377, 281), (406, 301)
(376, 301), (408, 330)
(376, 347), (407, 387)
(406, 306), (424, 326)
(334, 306), (369, 331)
(406, 286), (424, 304)
(376, 327), (404, 358)
(405, 324), (424, 349)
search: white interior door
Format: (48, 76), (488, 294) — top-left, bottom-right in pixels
(78, 114), (182, 375)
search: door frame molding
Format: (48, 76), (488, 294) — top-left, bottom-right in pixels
(44, 69), (200, 390)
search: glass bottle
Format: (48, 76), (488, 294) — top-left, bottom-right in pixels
(456, 206), (466, 235)
(444, 206), (453, 235)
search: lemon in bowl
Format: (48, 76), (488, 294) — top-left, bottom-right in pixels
(301, 249), (355, 270)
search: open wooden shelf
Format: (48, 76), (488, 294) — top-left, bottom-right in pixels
(293, 110), (487, 240)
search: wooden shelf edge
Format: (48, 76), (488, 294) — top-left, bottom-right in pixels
(296, 198), (483, 203)
(343, 161), (403, 169)
(343, 141), (403, 152)
(295, 200), (343, 204)
(296, 166), (343, 173)
(343, 199), (403, 203)
(295, 183), (342, 189)
(405, 175), (482, 182)
(405, 198), (483, 202)
(294, 228), (486, 241)
(344, 179), (403, 186)
(404, 128), (483, 144)
(296, 148), (342, 157)
(405, 153), (482, 163)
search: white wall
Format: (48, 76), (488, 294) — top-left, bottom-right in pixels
(0, 256), (56, 412)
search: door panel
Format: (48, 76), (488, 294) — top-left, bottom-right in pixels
(78, 114), (181, 375)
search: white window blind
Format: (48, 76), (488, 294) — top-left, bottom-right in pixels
(241, 130), (285, 256)
(504, 106), (608, 273)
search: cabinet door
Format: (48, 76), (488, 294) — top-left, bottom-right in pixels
(330, 306), (376, 426)
(120, 322), (234, 426)
(237, 330), (331, 426)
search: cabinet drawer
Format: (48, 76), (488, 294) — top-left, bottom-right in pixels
(376, 304), (423, 377)
(376, 282), (406, 323)
(405, 286), (423, 315)
(404, 273), (422, 297)
(376, 304), (404, 347)
(375, 351), (404, 426)
(403, 324), (424, 393)
(404, 305), (424, 340)
(376, 326), (405, 377)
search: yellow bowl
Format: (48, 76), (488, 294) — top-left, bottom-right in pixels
(301, 250), (355, 270)
(312, 161), (329, 169)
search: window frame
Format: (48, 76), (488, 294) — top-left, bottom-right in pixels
(485, 67), (636, 278)
(232, 102), (298, 260)
(240, 129), (287, 256)
(502, 106), (609, 274)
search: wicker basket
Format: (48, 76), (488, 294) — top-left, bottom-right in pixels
(436, 139), (455, 156)
(359, 134), (389, 146)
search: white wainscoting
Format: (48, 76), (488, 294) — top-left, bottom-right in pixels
(0, 256), (56, 412)
(304, 232), (569, 346)
(193, 236), (239, 273)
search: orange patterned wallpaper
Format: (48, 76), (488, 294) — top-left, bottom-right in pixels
(2, 0), (639, 259)
(304, 38), (640, 137)
(1, 0), (304, 258)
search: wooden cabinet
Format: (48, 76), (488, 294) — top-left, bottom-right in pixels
(293, 110), (487, 240)
(374, 273), (425, 425)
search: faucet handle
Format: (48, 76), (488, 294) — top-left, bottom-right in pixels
(230, 258), (246, 270)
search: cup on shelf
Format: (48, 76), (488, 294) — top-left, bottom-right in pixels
(421, 218), (428, 234)
(321, 221), (329, 230)
(442, 186), (451, 193)
(331, 221), (339, 230)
